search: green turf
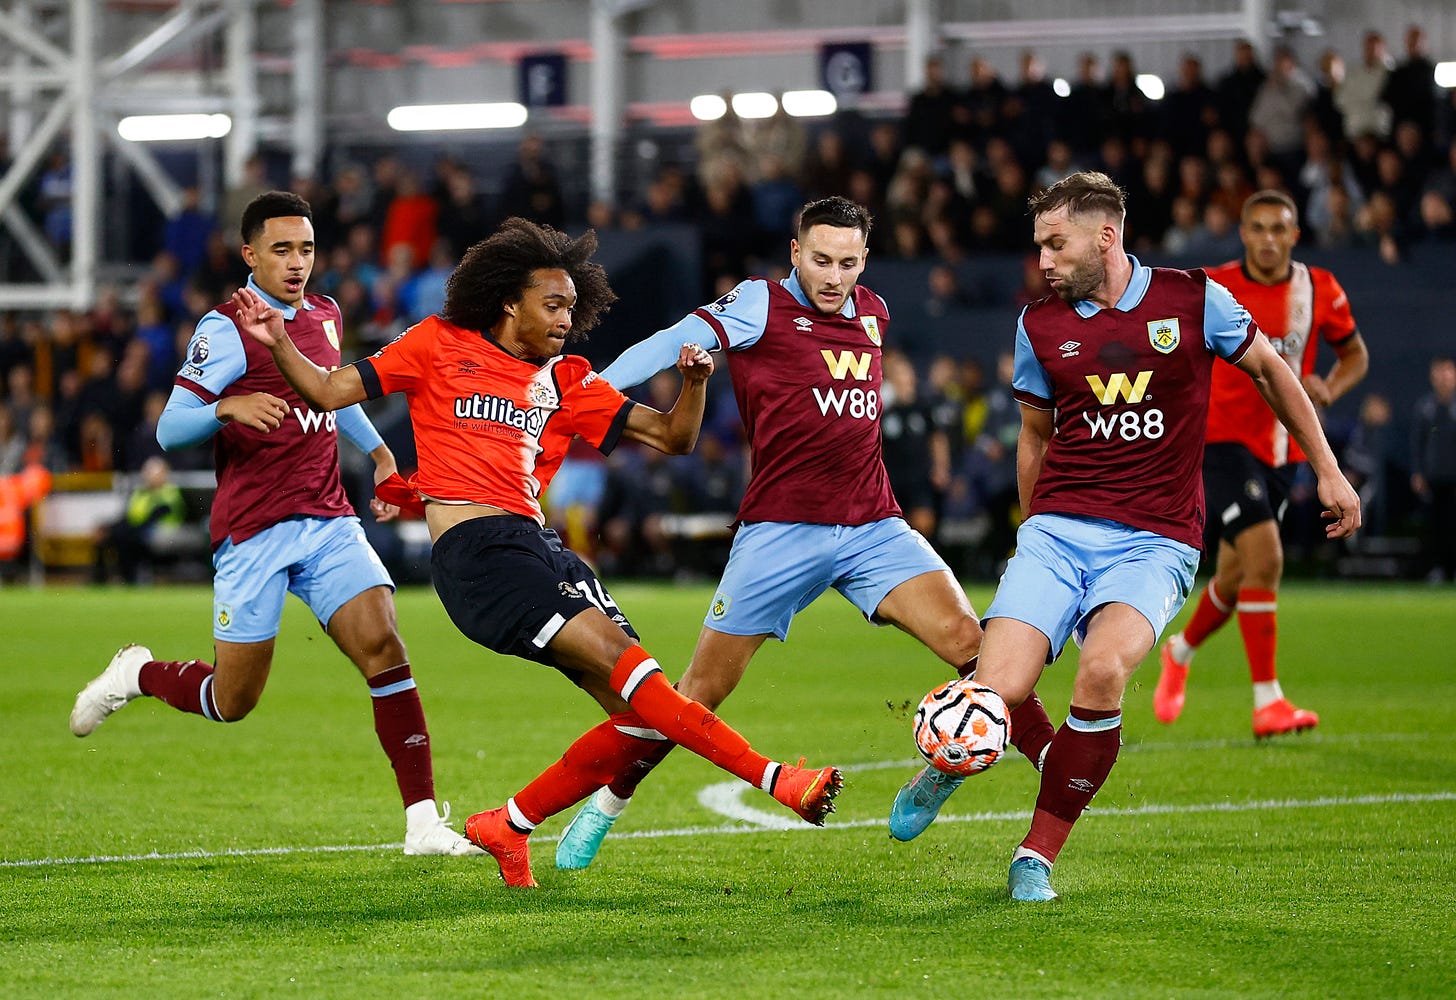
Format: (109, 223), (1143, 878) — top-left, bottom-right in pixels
(2, 581), (1453, 998)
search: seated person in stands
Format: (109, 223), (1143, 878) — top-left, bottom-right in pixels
(92, 455), (186, 584)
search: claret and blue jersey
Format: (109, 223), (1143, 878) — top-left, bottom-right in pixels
(1012, 255), (1259, 549)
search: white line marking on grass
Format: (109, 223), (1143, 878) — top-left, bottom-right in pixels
(8, 790), (1454, 869)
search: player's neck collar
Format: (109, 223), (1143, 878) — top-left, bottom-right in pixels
(1241, 260), (1293, 286)
(785, 268), (856, 318)
(481, 329), (548, 367)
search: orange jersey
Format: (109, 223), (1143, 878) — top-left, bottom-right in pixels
(1205, 260), (1357, 466)
(356, 315), (635, 524)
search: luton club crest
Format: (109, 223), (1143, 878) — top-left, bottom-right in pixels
(1147, 318), (1180, 354)
(860, 315), (881, 347)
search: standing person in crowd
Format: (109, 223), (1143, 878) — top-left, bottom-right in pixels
(1411, 355), (1456, 583)
(233, 216), (843, 888)
(552, 196), (984, 872)
(69, 191), (480, 857)
(886, 172), (1359, 901)
(1156, 190), (1369, 736)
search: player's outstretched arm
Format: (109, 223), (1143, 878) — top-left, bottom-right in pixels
(1236, 335), (1361, 538)
(620, 343), (714, 455)
(230, 287), (367, 412)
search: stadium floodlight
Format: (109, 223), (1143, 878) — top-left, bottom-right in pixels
(781, 90), (837, 118)
(117, 114), (232, 142)
(1437, 62), (1456, 89)
(1052, 78), (1071, 98)
(1136, 74), (1165, 101)
(690, 94), (728, 121)
(386, 102), (528, 132)
(730, 92), (778, 120)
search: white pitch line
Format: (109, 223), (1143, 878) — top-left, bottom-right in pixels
(5, 790), (1454, 870)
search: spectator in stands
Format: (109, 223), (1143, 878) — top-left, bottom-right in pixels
(1034, 138), (1082, 192)
(39, 150), (73, 260)
(6, 365), (38, 443)
(904, 55), (957, 158)
(1411, 356), (1456, 582)
(92, 455), (186, 585)
(1162, 194), (1205, 256)
(1126, 153), (1175, 251)
(220, 155), (270, 246)
(163, 186), (215, 275)
(0, 455), (50, 579)
(1382, 25), (1437, 140)
(437, 166), (491, 257)
(1060, 52), (1108, 156)
(23, 405), (67, 472)
(1337, 30), (1394, 142)
(1310, 174), (1361, 249)
(970, 350), (1021, 574)
(1356, 189), (1405, 264)
(1104, 51), (1149, 145)
(1162, 53), (1220, 160)
(1006, 49), (1058, 169)
(1311, 48), (1347, 142)
(1343, 392), (1395, 538)
(124, 391), (170, 472)
(379, 168), (439, 269)
(750, 152), (805, 255)
(802, 128), (854, 201)
(1417, 189), (1456, 242)
(0, 405), (24, 475)
(500, 134), (565, 229)
(1215, 38), (1266, 141)
(1248, 46), (1314, 169)
(880, 351), (949, 541)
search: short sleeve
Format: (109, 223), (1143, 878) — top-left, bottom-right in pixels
(692, 278), (771, 351)
(357, 322), (429, 399)
(563, 364), (635, 453)
(1317, 271), (1359, 345)
(1010, 310), (1054, 409)
(174, 311), (247, 402)
(1202, 277), (1259, 362)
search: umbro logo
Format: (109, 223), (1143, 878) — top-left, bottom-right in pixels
(1060, 340), (1081, 358)
(794, 317), (814, 330)
(458, 359), (481, 375)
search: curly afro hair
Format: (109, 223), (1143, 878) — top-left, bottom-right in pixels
(443, 217), (617, 341)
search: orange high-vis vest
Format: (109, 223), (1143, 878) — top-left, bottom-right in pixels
(0, 464), (52, 561)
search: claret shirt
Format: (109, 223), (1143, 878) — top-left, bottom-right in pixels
(355, 315), (634, 525)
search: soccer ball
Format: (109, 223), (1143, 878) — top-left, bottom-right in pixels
(913, 677), (1010, 776)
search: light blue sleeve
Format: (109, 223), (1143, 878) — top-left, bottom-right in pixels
(1203, 277), (1256, 360)
(599, 278), (770, 390)
(176, 310), (248, 396)
(335, 403), (384, 454)
(156, 385), (224, 451)
(1011, 309), (1054, 406)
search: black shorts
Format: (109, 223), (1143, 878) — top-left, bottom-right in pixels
(1202, 442), (1298, 544)
(431, 515), (638, 673)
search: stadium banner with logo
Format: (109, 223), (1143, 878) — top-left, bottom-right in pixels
(820, 42), (873, 98)
(519, 53), (567, 107)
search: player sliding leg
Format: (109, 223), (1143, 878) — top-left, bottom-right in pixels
(464, 612), (841, 887)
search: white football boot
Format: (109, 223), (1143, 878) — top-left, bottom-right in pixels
(403, 801), (486, 856)
(70, 644), (151, 737)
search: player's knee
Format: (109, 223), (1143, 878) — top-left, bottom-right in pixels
(1244, 550), (1283, 587)
(211, 686), (261, 722)
(1074, 653), (1134, 702)
(948, 615), (985, 663)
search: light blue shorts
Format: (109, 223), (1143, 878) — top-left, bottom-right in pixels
(211, 515), (394, 643)
(705, 518), (951, 641)
(985, 513), (1199, 662)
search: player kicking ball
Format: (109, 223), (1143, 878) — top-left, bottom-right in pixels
(886, 173), (1359, 901)
(233, 217), (842, 887)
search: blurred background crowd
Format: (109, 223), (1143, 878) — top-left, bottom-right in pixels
(2, 28), (1455, 585)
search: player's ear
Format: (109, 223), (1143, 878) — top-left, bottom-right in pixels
(240, 244), (257, 269)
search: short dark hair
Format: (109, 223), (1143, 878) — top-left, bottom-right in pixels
(443, 217), (617, 339)
(1242, 189), (1299, 222)
(797, 196), (873, 242)
(1028, 171), (1126, 225)
(240, 190), (312, 245)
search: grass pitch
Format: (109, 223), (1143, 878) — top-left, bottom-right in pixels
(2, 581), (1453, 998)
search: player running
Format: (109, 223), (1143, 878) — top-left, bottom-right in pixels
(233, 217), (842, 888)
(885, 173), (1359, 900)
(69, 191), (479, 856)
(1155, 190), (1369, 737)
(551, 196), (984, 871)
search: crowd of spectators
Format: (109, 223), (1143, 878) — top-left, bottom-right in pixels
(2, 28), (1455, 581)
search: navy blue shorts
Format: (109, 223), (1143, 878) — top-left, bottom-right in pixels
(431, 515), (638, 672)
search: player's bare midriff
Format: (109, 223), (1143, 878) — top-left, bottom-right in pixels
(425, 502), (519, 543)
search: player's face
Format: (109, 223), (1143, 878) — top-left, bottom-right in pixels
(241, 215), (315, 307)
(1240, 203), (1299, 282)
(1034, 206), (1107, 304)
(501, 268), (577, 359)
(791, 224), (868, 315)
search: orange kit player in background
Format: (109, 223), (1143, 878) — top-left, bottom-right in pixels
(1156, 190), (1369, 736)
(232, 217), (842, 888)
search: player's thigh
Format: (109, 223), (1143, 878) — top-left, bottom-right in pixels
(871, 568), (982, 667)
(982, 515), (1088, 666)
(834, 516), (959, 624)
(325, 585), (405, 678)
(288, 516), (395, 640)
(972, 617), (1053, 708)
(706, 522), (836, 641)
(1073, 602), (1158, 709)
(209, 531), (293, 644)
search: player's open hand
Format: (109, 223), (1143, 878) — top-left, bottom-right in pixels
(217, 392), (289, 432)
(230, 287), (286, 348)
(1317, 472), (1362, 539)
(676, 342), (714, 383)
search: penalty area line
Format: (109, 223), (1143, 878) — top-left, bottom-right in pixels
(5, 790), (1454, 869)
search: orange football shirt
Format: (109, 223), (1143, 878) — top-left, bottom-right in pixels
(1206, 261), (1357, 466)
(356, 316), (634, 524)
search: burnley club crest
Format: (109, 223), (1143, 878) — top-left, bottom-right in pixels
(1147, 318), (1180, 354)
